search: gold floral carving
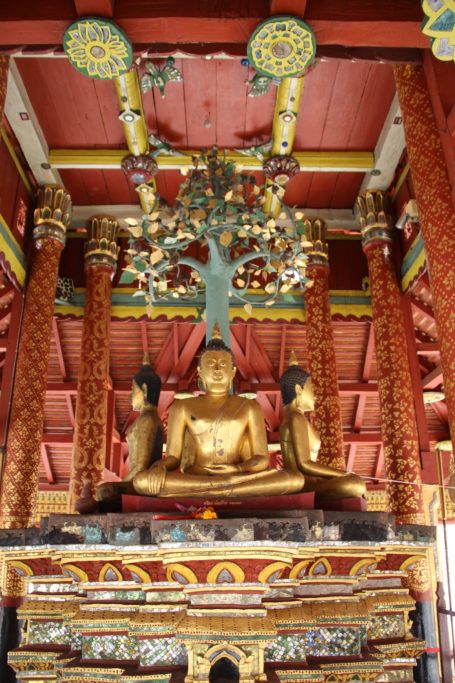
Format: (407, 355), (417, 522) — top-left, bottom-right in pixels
(305, 240), (345, 469)
(394, 65), (455, 478)
(0, 191), (69, 528)
(68, 264), (114, 510)
(358, 191), (424, 525)
(401, 558), (431, 594)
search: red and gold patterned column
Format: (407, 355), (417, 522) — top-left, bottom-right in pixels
(0, 55), (9, 121)
(357, 191), (424, 524)
(304, 219), (345, 470)
(394, 64), (455, 451)
(68, 216), (119, 512)
(0, 186), (71, 528)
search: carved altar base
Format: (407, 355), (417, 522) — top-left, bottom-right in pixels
(0, 511), (438, 683)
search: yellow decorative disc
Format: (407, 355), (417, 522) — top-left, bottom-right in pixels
(64, 18), (133, 80)
(248, 16), (316, 79)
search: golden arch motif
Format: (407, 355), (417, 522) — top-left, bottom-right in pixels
(205, 643), (246, 666)
(258, 561), (288, 583)
(61, 564), (89, 582)
(124, 563), (151, 583)
(349, 558), (377, 576)
(207, 562), (245, 584)
(99, 562), (123, 582)
(309, 558), (332, 577)
(400, 555), (431, 593)
(166, 563), (198, 584)
(289, 560), (311, 580)
(9, 561), (33, 578)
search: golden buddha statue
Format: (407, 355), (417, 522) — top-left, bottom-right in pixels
(133, 325), (305, 497)
(279, 352), (366, 501)
(96, 357), (163, 502)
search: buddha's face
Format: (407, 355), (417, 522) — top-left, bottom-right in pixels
(198, 350), (236, 395)
(131, 380), (146, 410)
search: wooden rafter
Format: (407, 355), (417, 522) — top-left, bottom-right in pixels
(347, 323), (375, 472)
(40, 444), (54, 485)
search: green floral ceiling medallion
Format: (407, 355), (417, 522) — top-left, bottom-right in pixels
(247, 16), (316, 79)
(64, 17), (133, 79)
(422, 0), (455, 62)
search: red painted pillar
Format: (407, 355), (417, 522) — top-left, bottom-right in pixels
(0, 186), (71, 528)
(394, 63), (455, 454)
(357, 191), (424, 524)
(68, 216), (119, 512)
(304, 218), (345, 470)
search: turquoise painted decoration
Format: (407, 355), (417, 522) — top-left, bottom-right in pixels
(141, 57), (183, 97)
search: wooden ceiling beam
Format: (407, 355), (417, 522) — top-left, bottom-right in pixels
(422, 365), (443, 390)
(166, 322), (205, 383)
(40, 444), (54, 484)
(73, 0), (115, 18)
(0, 1), (427, 48)
(52, 317), (67, 381)
(348, 323), (375, 471)
(410, 295), (436, 321)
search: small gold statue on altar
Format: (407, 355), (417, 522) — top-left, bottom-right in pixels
(279, 351), (365, 501)
(96, 356), (163, 501)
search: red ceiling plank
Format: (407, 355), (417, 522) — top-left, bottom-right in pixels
(416, 342), (440, 355)
(40, 444), (55, 485)
(66, 394), (75, 427)
(270, 0), (307, 15)
(431, 401), (449, 424)
(181, 59), (217, 149)
(410, 295), (436, 321)
(52, 317), (67, 381)
(166, 321), (206, 383)
(148, 58), (187, 147)
(374, 445), (384, 478)
(230, 330), (259, 382)
(0, 3), (427, 48)
(278, 324), (287, 379)
(216, 60), (251, 149)
(250, 328), (275, 382)
(256, 391), (279, 431)
(140, 320), (148, 357)
(422, 365), (443, 390)
(74, 0), (115, 17)
(154, 328), (176, 379)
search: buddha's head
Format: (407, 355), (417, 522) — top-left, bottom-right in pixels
(197, 323), (236, 395)
(131, 356), (161, 410)
(280, 351), (314, 412)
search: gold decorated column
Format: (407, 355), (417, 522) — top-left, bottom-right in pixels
(68, 216), (119, 512)
(357, 191), (424, 524)
(303, 218), (345, 470)
(0, 186), (71, 528)
(394, 64), (455, 452)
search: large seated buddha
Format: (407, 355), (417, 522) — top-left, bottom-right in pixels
(132, 325), (365, 500)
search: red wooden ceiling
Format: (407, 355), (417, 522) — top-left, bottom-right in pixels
(14, 56), (395, 209)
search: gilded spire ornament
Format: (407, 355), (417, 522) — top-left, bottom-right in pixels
(289, 349), (298, 366)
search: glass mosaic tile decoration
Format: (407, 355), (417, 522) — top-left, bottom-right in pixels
(305, 627), (360, 656)
(265, 635), (306, 662)
(82, 635), (137, 660)
(369, 614), (404, 639)
(139, 637), (188, 666)
(29, 620), (71, 645)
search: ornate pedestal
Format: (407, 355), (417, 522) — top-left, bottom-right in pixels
(0, 510), (437, 683)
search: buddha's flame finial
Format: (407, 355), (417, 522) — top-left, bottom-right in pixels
(211, 321), (222, 340)
(289, 350), (299, 366)
(143, 352), (150, 365)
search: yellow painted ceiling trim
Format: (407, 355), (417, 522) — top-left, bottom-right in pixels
(49, 148), (374, 172)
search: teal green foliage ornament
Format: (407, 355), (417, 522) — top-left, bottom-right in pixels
(140, 57), (183, 98)
(120, 148), (311, 344)
(422, 0), (455, 62)
(64, 18), (132, 79)
(246, 73), (273, 97)
(248, 16), (316, 79)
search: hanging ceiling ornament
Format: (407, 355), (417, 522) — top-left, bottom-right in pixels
(247, 16), (316, 79)
(121, 154), (159, 185)
(64, 18), (133, 79)
(263, 155), (300, 185)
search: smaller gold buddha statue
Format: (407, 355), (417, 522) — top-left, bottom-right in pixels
(96, 356), (163, 502)
(279, 352), (366, 502)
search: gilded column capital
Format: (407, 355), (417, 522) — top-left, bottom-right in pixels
(85, 215), (120, 272)
(356, 190), (393, 248)
(33, 185), (72, 246)
(303, 218), (329, 268)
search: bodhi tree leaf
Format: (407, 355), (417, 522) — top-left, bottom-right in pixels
(220, 231), (233, 247)
(244, 303), (253, 315)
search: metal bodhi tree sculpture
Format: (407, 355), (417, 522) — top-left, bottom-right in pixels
(121, 148), (312, 343)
